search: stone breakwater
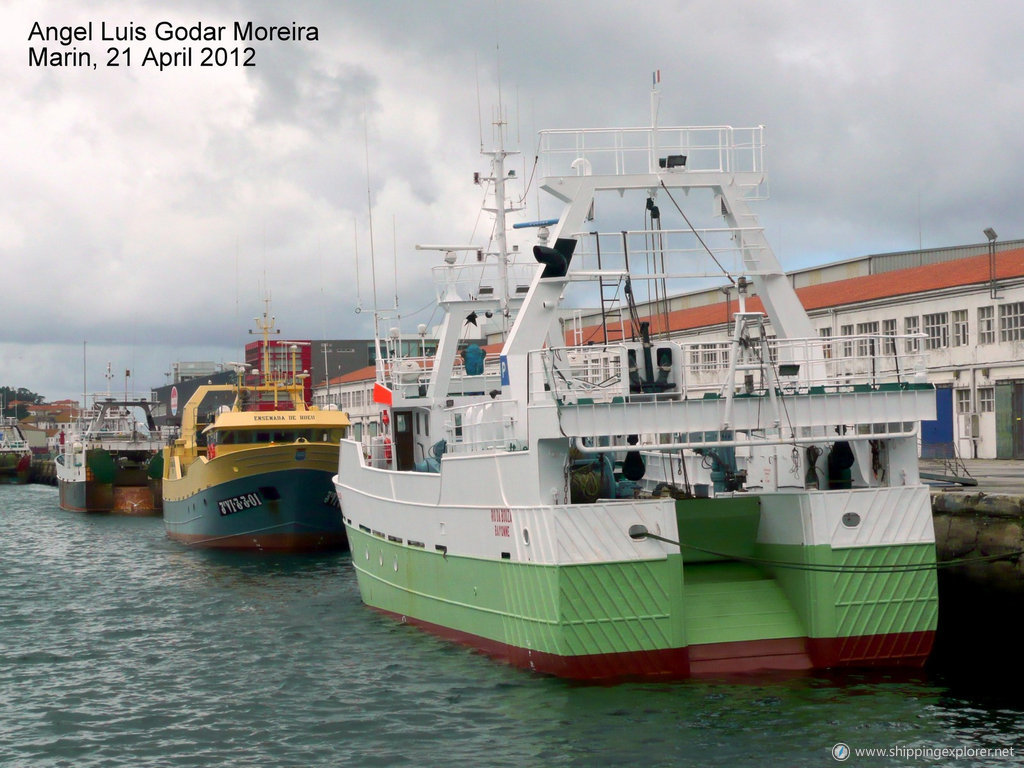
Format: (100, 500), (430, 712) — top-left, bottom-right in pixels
(933, 492), (1024, 592)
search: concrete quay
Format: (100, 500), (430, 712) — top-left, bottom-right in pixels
(923, 458), (1024, 593)
(923, 459), (1024, 682)
(921, 458), (1024, 495)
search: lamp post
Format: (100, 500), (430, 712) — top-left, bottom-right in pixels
(985, 227), (999, 299)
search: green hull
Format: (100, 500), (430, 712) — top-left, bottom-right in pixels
(346, 495), (938, 680)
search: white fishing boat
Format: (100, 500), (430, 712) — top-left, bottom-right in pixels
(334, 88), (939, 680)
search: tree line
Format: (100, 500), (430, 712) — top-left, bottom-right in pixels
(1, 386), (45, 419)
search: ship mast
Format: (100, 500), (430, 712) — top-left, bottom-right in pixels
(479, 106), (520, 336)
(250, 292), (281, 405)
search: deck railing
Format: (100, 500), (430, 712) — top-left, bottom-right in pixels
(538, 125), (766, 188)
(528, 334), (928, 405)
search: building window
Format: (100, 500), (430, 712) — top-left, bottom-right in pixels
(856, 321), (879, 356)
(819, 327), (832, 359)
(923, 312), (948, 350)
(904, 316), (920, 353)
(978, 306), (995, 344)
(999, 301), (1024, 342)
(978, 387), (994, 413)
(840, 324), (854, 357)
(882, 318), (897, 355)
(951, 309), (968, 347)
(955, 388), (971, 415)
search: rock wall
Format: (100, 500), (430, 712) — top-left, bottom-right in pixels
(930, 492), (1024, 681)
(933, 492), (1024, 592)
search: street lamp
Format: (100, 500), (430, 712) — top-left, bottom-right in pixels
(985, 227), (999, 299)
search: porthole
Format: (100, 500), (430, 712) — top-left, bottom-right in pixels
(523, 528), (530, 546)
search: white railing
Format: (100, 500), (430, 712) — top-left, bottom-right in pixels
(528, 335), (929, 404)
(367, 435), (390, 469)
(381, 357), (434, 398)
(381, 357), (506, 400)
(430, 260), (537, 305)
(443, 399), (523, 455)
(538, 125), (765, 183)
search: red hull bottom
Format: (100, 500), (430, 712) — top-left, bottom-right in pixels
(166, 530), (347, 552)
(372, 606), (934, 681)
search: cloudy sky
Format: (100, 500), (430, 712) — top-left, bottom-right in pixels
(3, 0), (1023, 402)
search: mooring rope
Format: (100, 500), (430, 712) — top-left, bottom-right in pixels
(631, 528), (1023, 574)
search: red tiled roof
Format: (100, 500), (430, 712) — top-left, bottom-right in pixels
(796, 248), (1024, 310)
(568, 248), (1024, 342)
(328, 365), (377, 386)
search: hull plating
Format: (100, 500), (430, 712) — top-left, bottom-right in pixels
(58, 478), (161, 514)
(369, 603), (933, 680)
(344, 512), (938, 681)
(164, 465), (344, 552)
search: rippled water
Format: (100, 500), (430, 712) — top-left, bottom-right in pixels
(2, 483), (1023, 767)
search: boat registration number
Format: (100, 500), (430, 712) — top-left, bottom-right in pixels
(218, 491), (263, 516)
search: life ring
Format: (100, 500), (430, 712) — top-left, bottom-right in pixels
(384, 437), (392, 461)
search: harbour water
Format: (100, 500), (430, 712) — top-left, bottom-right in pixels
(2, 483), (1022, 767)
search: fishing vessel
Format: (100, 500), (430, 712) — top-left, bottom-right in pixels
(55, 372), (167, 513)
(162, 313), (350, 551)
(0, 416), (32, 485)
(334, 92), (939, 680)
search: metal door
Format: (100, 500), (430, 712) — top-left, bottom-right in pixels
(920, 386), (953, 459)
